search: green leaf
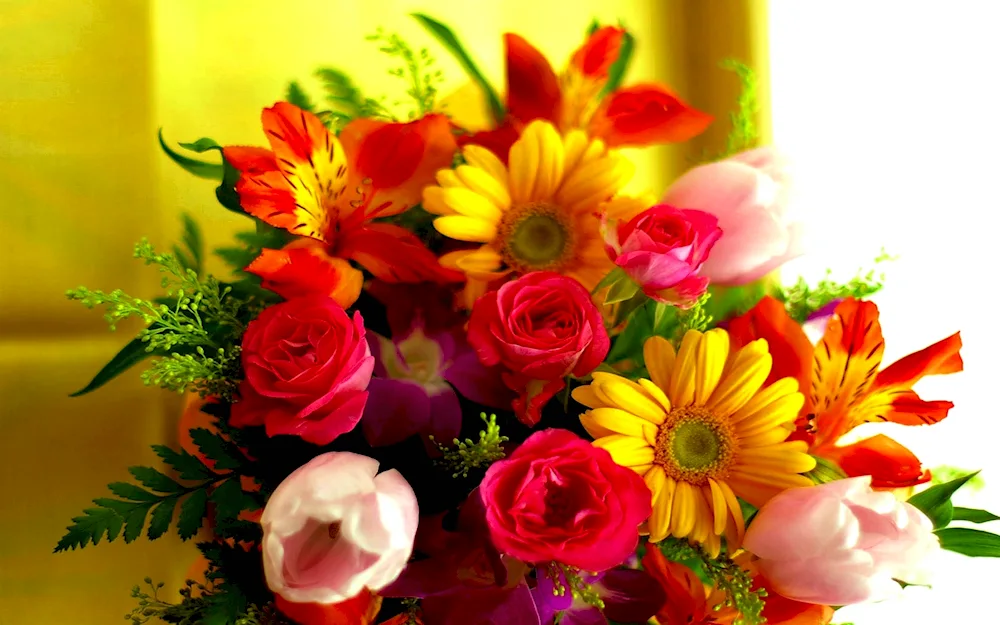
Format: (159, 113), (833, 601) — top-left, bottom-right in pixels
(411, 13), (505, 123)
(739, 498), (758, 525)
(286, 80), (316, 111)
(123, 504), (151, 543)
(602, 29), (635, 96)
(54, 507), (123, 552)
(807, 456), (849, 485)
(158, 129), (223, 180)
(128, 466), (184, 494)
(612, 291), (647, 327)
(107, 482), (158, 502)
(190, 428), (244, 471)
(152, 444), (215, 481)
(908, 471), (980, 529)
(651, 301), (678, 336)
(210, 478), (256, 522)
(607, 301), (654, 364)
(146, 499), (177, 540)
(952, 507), (1000, 524)
(177, 212), (204, 276)
(178, 137), (222, 152)
(69, 335), (159, 397)
(935, 527), (1000, 557)
(178, 489), (209, 540)
(592, 266), (627, 295)
(315, 67), (366, 118)
(605, 275), (641, 304)
(587, 19), (600, 35)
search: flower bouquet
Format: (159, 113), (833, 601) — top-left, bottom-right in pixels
(58, 14), (999, 625)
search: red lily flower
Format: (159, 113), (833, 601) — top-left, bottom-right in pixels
(223, 103), (463, 306)
(728, 296), (962, 489)
(460, 26), (712, 162)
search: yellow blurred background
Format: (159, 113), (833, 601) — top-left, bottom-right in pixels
(0, 0), (766, 622)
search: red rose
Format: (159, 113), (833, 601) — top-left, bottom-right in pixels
(466, 272), (610, 426)
(480, 429), (651, 571)
(231, 296), (374, 445)
(603, 204), (721, 307)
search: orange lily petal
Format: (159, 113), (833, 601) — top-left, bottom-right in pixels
(338, 114), (458, 224)
(246, 242), (363, 308)
(587, 83), (712, 147)
(275, 589), (382, 625)
(755, 575), (834, 625)
(222, 146), (303, 234)
(641, 548), (713, 623)
(338, 223), (463, 284)
(727, 295), (813, 392)
(259, 102), (347, 241)
(570, 26), (625, 79)
(504, 33), (561, 124)
(827, 434), (931, 489)
(810, 299), (885, 446)
(875, 332), (963, 388)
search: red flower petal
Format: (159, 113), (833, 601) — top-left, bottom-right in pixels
(245, 242), (364, 308)
(456, 121), (521, 165)
(504, 33), (561, 124)
(570, 26), (625, 79)
(727, 295), (813, 392)
(275, 589), (382, 625)
(337, 223), (463, 284)
(588, 83), (712, 147)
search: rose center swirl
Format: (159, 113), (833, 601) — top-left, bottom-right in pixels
(497, 202), (576, 273)
(654, 406), (738, 485)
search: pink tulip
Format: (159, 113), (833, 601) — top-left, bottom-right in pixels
(261, 452), (419, 605)
(662, 146), (803, 285)
(743, 476), (940, 606)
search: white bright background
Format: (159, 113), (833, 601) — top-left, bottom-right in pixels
(769, 1), (1000, 622)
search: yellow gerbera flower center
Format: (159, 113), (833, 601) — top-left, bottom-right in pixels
(497, 202), (577, 273)
(655, 407), (738, 485)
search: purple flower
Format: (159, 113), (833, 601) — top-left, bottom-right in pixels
(531, 566), (665, 625)
(362, 321), (513, 448)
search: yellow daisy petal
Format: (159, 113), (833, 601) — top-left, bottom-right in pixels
(705, 339), (772, 416)
(508, 124), (541, 203)
(422, 186), (454, 216)
(738, 426), (796, 448)
(435, 168), (463, 188)
(532, 121), (565, 201)
(455, 164), (511, 210)
(649, 475), (676, 543)
(561, 129), (590, 176)
(571, 385), (606, 409)
(716, 479), (746, 545)
(556, 154), (633, 213)
(643, 336), (675, 394)
(592, 373), (666, 424)
(462, 144), (508, 186)
(707, 479), (728, 535)
(592, 435), (655, 468)
(638, 379), (672, 416)
(601, 195), (656, 223)
(668, 330), (701, 408)
(690, 488), (713, 543)
(433, 215), (497, 242)
(581, 407), (658, 442)
(439, 247), (503, 275)
(734, 446), (817, 474)
(695, 329), (729, 405)
(730, 377), (800, 423)
(733, 391), (804, 438)
(670, 481), (697, 538)
(702, 531), (722, 558)
(438, 187), (503, 222)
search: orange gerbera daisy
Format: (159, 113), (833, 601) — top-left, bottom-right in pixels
(461, 26), (712, 161)
(222, 102), (461, 307)
(728, 296), (963, 488)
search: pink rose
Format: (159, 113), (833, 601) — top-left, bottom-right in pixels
(603, 203), (721, 306)
(231, 296), (375, 445)
(467, 272), (610, 426)
(261, 452), (419, 605)
(743, 476), (940, 606)
(662, 146), (803, 285)
(479, 429), (651, 571)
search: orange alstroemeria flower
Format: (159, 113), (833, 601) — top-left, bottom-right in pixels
(728, 296), (963, 488)
(461, 26), (711, 161)
(642, 547), (738, 625)
(276, 589), (382, 625)
(223, 102), (463, 307)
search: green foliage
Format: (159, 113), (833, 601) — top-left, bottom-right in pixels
(908, 471), (980, 529)
(368, 28), (444, 119)
(54, 435), (256, 551)
(126, 577), (287, 625)
(285, 80), (316, 112)
(658, 538), (765, 625)
(314, 66), (393, 125)
(411, 13), (505, 123)
(601, 26), (634, 97)
(174, 213), (204, 277)
(66, 239), (247, 397)
(672, 293), (714, 344)
(703, 281), (771, 325)
(215, 226), (292, 275)
(158, 129), (224, 180)
(931, 465), (986, 491)
(777, 250), (893, 323)
(935, 527), (1000, 557)
(720, 59), (759, 157)
(432, 413), (509, 478)
(952, 507), (1000, 524)
(806, 456), (849, 485)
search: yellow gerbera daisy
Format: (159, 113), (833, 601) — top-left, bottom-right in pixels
(573, 330), (816, 556)
(422, 120), (633, 296)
